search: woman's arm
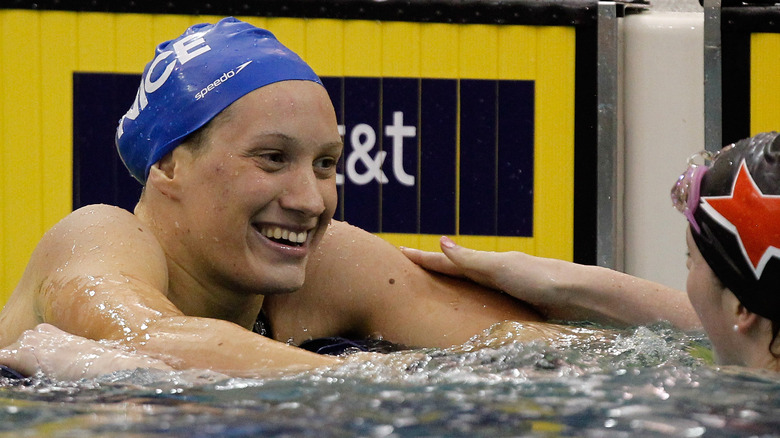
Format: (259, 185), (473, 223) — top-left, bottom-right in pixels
(401, 236), (702, 330)
(21, 205), (337, 377)
(0, 324), (174, 379)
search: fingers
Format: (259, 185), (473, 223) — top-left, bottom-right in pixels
(0, 339), (38, 377)
(436, 236), (503, 290)
(400, 243), (464, 277)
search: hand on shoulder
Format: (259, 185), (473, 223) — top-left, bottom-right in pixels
(400, 236), (566, 311)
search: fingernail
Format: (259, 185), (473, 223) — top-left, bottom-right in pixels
(440, 236), (456, 248)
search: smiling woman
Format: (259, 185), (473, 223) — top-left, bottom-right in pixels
(0, 18), (349, 375)
(140, 80), (342, 297)
(0, 17), (548, 379)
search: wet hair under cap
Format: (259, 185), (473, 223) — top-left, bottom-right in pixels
(115, 17), (322, 184)
(691, 131), (780, 321)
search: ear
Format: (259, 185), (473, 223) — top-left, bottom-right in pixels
(734, 303), (761, 334)
(146, 151), (181, 199)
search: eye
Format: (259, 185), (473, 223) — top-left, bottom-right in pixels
(263, 152), (285, 163)
(251, 151), (287, 171)
(314, 155), (339, 177)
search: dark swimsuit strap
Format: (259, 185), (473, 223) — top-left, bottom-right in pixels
(253, 308), (406, 356)
(252, 308), (273, 339)
(0, 365), (25, 379)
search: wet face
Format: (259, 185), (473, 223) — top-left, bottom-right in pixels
(685, 228), (744, 365)
(170, 80), (342, 295)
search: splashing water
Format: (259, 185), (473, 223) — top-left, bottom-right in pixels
(1, 323), (778, 437)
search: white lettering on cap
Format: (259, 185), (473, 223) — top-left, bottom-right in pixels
(118, 30), (213, 138)
(173, 31), (211, 65)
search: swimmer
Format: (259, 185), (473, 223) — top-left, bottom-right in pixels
(403, 131), (780, 371)
(0, 17), (544, 379)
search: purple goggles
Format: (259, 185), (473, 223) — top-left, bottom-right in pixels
(670, 145), (734, 233)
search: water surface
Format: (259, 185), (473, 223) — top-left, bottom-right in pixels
(1, 323), (778, 437)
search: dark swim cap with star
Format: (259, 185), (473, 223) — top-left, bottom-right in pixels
(690, 131), (780, 321)
(115, 17), (322, 184)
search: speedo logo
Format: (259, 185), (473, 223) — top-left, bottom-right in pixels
(195, 61), (253, 101)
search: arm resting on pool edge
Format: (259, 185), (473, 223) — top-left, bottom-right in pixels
(6, 205), (337, 378)
(0, 324), (175, 380)
(401, 236), (702, 330)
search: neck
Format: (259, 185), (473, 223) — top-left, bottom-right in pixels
(134, 198), (264, 330)
(165, 261), (265, 329)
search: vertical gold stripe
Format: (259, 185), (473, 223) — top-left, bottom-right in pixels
(77, 13), (116, 71)
(344, 20), (382, 76)
(750, 33), (780, 135)
(533, 26), (575, 260)
(266, 17), (307, 56)
(382, 22), (421, 78)
(1, 11), (43, 301)
(0, 11), (7, 299)
(305, 19), (345, 77)
(115, 14), (154, 73)
(498, 25), (537, 80)
(458, 24), (498, 80)
(495, 25), (537, 254)
(420, 23), (458, 78)
(40, 12), (77, 229)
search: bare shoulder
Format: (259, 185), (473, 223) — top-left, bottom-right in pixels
(0, 204), (171, 344)
(29, 204), (165, 279)
(265, 220), (542, 348)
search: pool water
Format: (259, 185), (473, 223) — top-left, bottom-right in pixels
(1, 322), (778, 437)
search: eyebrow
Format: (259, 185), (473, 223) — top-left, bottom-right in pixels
(248, 132), (343, 151)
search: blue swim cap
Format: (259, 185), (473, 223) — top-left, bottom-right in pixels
(116, 17), (322, 184)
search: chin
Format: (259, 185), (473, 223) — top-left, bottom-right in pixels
(258, 270), (306, 295)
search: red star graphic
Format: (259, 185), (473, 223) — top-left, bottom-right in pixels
(700, 161), (780, 279)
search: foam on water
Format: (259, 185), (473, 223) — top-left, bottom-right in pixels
(1, 322), (778, 437)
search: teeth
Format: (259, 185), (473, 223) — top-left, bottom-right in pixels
(260, 226), (308, 244)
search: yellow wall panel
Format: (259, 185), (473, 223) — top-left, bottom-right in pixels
(751, 33), (780, 135)
(305, 19), (345, 77)
(344, 20), (383, 76)
(459, 24), (499, 80)
(150, 15), (195, 55)
(382, 22), (421, 78)
(420, 23), (459, 78)
(2, 10), (44, 302)
(115, 14), (155, 73)
(532, 26), (575, 260)
(498, 26), (537, 81)
(266, 17), (306, 56)
(0, 12), (4, 299)
(40, 12), (77, 228)
(0, 11), (579, 306)
(77, 13), (117, 71)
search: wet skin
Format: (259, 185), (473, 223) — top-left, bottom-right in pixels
(0, 79), (546, 376)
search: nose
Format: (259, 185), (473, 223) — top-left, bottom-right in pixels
(278, 166), (327, 217)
